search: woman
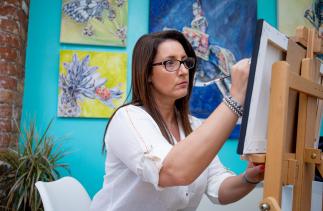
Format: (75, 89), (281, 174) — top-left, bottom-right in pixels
(91, 30), (264, 211)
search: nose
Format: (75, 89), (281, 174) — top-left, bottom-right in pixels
(178, 62), (189, 75)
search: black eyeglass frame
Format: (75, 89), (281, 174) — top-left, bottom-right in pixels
(152, 57), (196, 72)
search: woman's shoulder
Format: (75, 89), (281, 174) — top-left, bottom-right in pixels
(106, 104), (155, 134)
(108, 104), (161, 137)
(116, 104), (148, 116)
(112, 104), (153, 123)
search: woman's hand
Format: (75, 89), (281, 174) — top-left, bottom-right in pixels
(244, 162), (265, 184)
(217, 161), (265, 204)
(230, 58), (251, 105)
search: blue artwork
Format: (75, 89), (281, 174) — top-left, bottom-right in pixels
(149, 0), (257, 138)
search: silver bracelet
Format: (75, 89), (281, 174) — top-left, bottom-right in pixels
(242, 172), (259, 185)
(223, 95), (243, 117)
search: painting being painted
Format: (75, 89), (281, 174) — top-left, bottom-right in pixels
(60, 0), (128, 46)
(149, 0), (257, 138)
(58, 50), (127, 118)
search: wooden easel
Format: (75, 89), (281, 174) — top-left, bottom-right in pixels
(243, 26), (323, 211)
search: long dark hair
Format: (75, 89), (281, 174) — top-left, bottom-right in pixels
(102, 30), (197, 151)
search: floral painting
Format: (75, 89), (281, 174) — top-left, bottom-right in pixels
(149, 0), (257, 139)
(60, 0), (128, 46)
(58, 50), (127, 118)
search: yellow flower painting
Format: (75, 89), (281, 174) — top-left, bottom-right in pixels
(60, 0), (128, 46)
(58, 50), (127, 118)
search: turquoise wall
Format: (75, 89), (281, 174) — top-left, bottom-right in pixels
(23, 0), (277, 197)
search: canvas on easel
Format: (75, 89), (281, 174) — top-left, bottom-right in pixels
(238, 20), (288, 154)
(238, 22), (323, 210)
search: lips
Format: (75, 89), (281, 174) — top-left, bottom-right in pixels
(177, 81), (188, 85)
(176, 81), (189, 89)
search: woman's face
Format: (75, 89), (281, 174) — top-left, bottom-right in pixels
(150, 40), (190, 103)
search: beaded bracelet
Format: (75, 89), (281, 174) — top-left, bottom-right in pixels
(242, 173), (259, 185)
(223, 95), (244, 118)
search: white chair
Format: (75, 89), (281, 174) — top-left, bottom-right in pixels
(35, 176), (91, 211)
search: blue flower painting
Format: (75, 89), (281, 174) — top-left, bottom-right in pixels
(149, 0), (257, 138)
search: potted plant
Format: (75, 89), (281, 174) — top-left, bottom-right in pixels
(0, 120), (70, 211)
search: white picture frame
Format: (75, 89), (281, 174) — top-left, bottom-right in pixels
(238, 20), (288, 154)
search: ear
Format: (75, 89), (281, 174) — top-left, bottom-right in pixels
(148, 76), (152, 83)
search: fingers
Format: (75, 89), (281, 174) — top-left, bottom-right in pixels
(256, 164), (265, 173)
(248, 161), (265, 172)
(247, 161), (253, 168)
(230, 58), (251, 105)
(232, 58), (251, 70)
(244, 163), (265, 184)
(231, 58), (251, 74)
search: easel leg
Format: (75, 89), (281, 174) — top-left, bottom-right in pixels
(292, 58), (317, 211)
(263, 62), (290, 206)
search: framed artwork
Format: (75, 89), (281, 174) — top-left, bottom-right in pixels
(149, 0), (257, 138)
(237, 20), (288, 154)
(60, 0), (128, 46)
(58, 50), (127, 118)
(278, 0), (313, 37)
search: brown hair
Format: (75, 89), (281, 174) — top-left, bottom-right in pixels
(103, 30), (197, 151)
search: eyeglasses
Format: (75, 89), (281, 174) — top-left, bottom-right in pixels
(152, 57), (195, 72)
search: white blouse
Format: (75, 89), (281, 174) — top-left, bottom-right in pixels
(90, 105), (235, 211)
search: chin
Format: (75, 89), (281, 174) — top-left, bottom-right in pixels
(174, 90), (188, 99)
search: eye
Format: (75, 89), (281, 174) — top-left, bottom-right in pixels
(165, 60), (177, 66)
(184, 58), (195, 68)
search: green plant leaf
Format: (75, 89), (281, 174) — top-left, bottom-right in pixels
(0, 119), (70, 210)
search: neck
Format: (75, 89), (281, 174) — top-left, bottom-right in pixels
(154, 96), (177, 125)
